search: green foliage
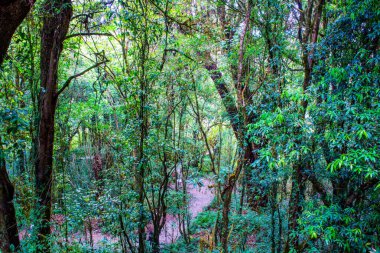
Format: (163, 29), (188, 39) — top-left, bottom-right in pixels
(192, 211), (217, 230)
(1, 0), (379, 252)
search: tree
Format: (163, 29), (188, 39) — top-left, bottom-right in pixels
(34, 0), (72, 250)
(0, 0), (35, 64)
(35, 0), (106, 250)
(0, 148), (20, 252)
(0, 1), (35, 251)
(0, 0), (379, 252)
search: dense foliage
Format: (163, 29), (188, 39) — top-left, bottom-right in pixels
(0, 0), (379, 252)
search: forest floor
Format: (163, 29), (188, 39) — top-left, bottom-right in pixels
(87, 178), (215, 247)
(18, 179), (214, 249)
(159, 178), (214, 244)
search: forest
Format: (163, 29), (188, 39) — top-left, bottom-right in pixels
(0, 0), (379, 252)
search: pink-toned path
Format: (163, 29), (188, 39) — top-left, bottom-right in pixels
(82, 178), (214, 247)
(19, 178), (215, 247)
(160, 178), (214, 244)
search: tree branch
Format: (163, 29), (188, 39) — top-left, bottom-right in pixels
(65, 32), (114, 40)
(165, 48), (196, 62)
(56, 60), (108, 97)
(346, 178), (379, 206)
(203, 52), (243, 141)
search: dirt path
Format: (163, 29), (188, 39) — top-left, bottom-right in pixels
(22, 178), (215, 248)
(160, 178), (214, 243)
(90, 178), (214, 245)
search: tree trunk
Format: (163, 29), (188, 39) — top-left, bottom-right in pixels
(0, 0), (34, 64)
(244, 144), (267, 209)
(270, 183), (277, 253)
(35, 0), (72, 251)
(0, 148), (20, 253)
(152, 224), (160, 253)
(221, 185), (233, 253)
(0, 2), (34, 251)
(285, 163), (304, 253)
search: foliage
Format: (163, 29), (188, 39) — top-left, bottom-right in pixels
(0, 0), (379, 252)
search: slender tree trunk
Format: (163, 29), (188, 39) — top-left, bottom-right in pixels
(35, 0), (72, 251)
(137, 81), (147, 252)
(221, 184), (233, 253)
(0, 148), (20, 253)
(239, 170), (246, 215)
(88, 219), (94, 252)
(285, 163), (304, 253)
(270, 183), (277, 253)
(137, 48), (148, 253)
(277, 204), (282, 253)
(152, 224), (160, 253)
(136, 5), (150, 251)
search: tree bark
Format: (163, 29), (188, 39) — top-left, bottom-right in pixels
(221, 182), (234, 253)
(0, 149), (20, 253)
(285, 163), (304, 253)
(35, 0), (72, 251)
(0, 1), (34, 252)
(0, 0), (35, 64)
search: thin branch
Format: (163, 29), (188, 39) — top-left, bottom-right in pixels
(71, 12), (102, 20)
(148, 0), (195, 33)
(65, 32), (114, 40)
(56, 60), (108, 97)
(165, 48), (196, 62)
(159, 0), (170, 71)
